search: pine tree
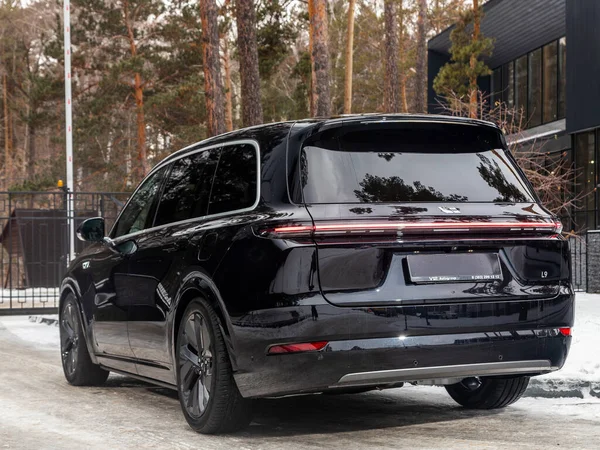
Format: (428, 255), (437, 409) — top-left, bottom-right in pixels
(235, 0), (263, 127)
(343, 0), (356, 114)
(433, 0), (494, 116)
(200, 0), (226, 136)
(414, 0), (428, 113)
(309, 0), (331, 117)
(383, 0), (400, 113)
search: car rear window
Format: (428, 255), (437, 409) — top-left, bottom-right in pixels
(300, 123), (534, 204)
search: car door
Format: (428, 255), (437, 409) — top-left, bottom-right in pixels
(126, 148), (220, 383)
(91, 167), (167, 371)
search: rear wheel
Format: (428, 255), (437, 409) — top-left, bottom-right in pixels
(176, 299), (252, 434)
(445, 376), (530, 409)
(60, 294), (109, 386)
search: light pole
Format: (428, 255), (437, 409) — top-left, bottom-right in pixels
(63, 0), (75, 265)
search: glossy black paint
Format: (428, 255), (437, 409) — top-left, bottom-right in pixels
(60, 115), (574, 398)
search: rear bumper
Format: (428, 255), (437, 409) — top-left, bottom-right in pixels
(234, 328), (571, 398)
(231, 292), (574, 398)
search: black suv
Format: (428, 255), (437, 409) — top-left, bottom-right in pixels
(60, 115), (573, 434)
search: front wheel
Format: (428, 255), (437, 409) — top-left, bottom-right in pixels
(60, 294), (109, 386)
(445, 376), (530, 409)
(176, 299), (252, 434)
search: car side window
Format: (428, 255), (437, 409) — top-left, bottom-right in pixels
(208, 143), (258, 216)
(113, 167), (166, 238)
(154, 149), (220, 227)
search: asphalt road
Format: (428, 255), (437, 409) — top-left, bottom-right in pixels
(1, 318), (599, 450)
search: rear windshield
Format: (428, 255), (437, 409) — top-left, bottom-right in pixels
(301, 123), (534, 204)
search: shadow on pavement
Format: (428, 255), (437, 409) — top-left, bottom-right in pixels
(101, 375), (502, 437)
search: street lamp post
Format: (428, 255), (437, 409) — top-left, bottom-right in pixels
(63, 0), (75, 265)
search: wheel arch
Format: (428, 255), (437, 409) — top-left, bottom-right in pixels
(171, 271), (238, 372)
(59, 278), (99, 364)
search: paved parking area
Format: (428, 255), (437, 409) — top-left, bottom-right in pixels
(1, 317), (599, 449)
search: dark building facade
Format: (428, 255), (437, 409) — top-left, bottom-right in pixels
(428, 0), (600, 231)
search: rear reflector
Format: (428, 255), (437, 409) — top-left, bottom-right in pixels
(267, 341), (329, 355)
(558, 327), (572, 337)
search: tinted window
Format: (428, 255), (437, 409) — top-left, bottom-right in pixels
(113, 167), (166, 237)
(301, 124), (534, 204)
(208, 143), (258, 215)
(154, 150), (219, 226)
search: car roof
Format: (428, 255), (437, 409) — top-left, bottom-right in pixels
(162, 114), (500, 164)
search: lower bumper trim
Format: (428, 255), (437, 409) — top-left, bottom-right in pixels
(336, 360), (555, 387)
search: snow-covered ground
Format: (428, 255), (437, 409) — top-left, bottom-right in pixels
(540, 293), (600, 383)
(1, 293), (599, 397)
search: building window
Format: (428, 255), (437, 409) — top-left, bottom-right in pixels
(528, 48), (542, 127)
(543, 41), (558, 123)
(574, 132), (596, 230)
(558, 37), (567, 119)
(493, 37), (565, 129)
(506, 61), (515, 108)
(515, 55), (528, 120)
(491, 67), (502, 107)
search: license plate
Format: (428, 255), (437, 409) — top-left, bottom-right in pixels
(407, 253), (502, 284)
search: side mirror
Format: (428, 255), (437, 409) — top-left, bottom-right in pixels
(77, 217), (105, 242)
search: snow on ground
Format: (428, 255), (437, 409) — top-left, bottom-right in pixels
(531, 293), (600, 396)
(0, 315), (59, 349)
(1, 293), (599, 396)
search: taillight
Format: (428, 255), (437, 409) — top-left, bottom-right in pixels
(258, 219), (561, 239)
(257, 223), (314, 238)
(558, 327), (571, 337)
(267, 341), (329, 355)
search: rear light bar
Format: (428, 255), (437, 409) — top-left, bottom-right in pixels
(267, 341), (329, 355)
(261, 219), (563, 238)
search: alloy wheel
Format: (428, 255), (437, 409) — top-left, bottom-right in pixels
(179, 312), (214, 418)
(60, 302), (80, 377)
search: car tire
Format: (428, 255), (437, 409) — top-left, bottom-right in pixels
(445, 376), (530, 409)
(60, 294), (109, 386)
(176, 298), (252, 434)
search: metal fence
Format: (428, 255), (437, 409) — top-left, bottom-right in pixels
(569, 234), (588, 292)
(0, 191), (129, 315)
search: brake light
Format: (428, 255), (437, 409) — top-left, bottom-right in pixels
(267, 341), (329, 355)
(558, 327), (571, 337)
(259, 220), (561, 238)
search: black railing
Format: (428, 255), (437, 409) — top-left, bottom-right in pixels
(0, 191), (129, 315)
(569, 234), (587, 292)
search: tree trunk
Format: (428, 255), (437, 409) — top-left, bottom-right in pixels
(200, 0), (226, 136)
(343, 0), (356, 114)
(415, 0), (428, 113)
(123, 0), (147, 179)
(3, 73), (12, 188)
(133, 73), (147, 178)
(27, 124), (35, 181)
(383, 0), (400, 113)
(235, 0), (263, 127)
(469, 0), (480, 119)
(308, 0), (316, 116)
(309, 0), (331, 117)
(221, 37), (234, 132)
(399, 0), (409, 113)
